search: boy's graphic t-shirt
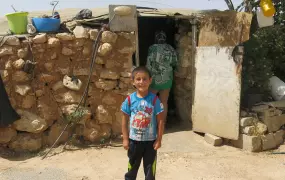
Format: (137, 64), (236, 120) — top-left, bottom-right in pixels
(121, 92), (164, 141)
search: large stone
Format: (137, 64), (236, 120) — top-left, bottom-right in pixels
(242, 126), (255, 135)
(112, 111), (123, 134)
(5, 36), (20, 46)
(100, 124), (112, 139)
(17, 48), (28, 59)
(98, 43), (112, 56)
(102, 93), (122, 105)
(32, 44), (46, 52)
(120, 71), (131, 78)
(61, 104), (91, 125)
(13, 59), (25, 69)
(51, 52), (57, 60)
(55, 91), (81, 103)
(114, 6), (132, 16)
(253, 106), (282, 116)
(274, 130), (285, 146)
(52, 81), (65, 91)
(37, 98), (59, 126)
(83, 127), (101, 142)
(96, 105), (113, 124)
(0, 127), (17, 144)
(100, 70), (120, 80)
(33, 33), (47, 43)
(62, 47), (73, 56)
(260, 114), (285, 132)
(38, 74), (56, 83)
(95, 79), (117, 90)
(261, 133), (276, 151)
(47, 123), (70, 146)
(120, 77), (131, 84)
(230, 134), (262, 152)
(83, 46), (91, 55)
(101, 31), (118, 44)
(9, 133), (42, 152)
(13, 110), (48, 133)
(12, 71), (29, 82)
(22, 95), (36, 109)
(5, 60), (12, 70)
(15, 85), (31, 96)
(73, 26), (89, 39)
(204, 133), (223, 146)
(0, 47), (13, 57)
(44, 62), (54, 72)
(74, 39), (85, 47)
(240, 117), (253, 127)
(1, 70), (9, 82)
(89, 29), (99, 40)
(73, 68), (96, 76)
(35, 90), (44, 97)
(255, 122), (267, 135)
(56, 33), (75, 41)
(47, 37), (60, 47)
(95, 57), (104, 64)
(63, 75), (82, 91)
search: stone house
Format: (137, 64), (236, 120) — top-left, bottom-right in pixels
(1, 5), (282, 153)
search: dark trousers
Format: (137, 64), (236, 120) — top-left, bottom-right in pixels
(125, 139), (157, 180)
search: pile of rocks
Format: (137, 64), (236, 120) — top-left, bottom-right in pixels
(231, 103), (285, 152)
(0, 26), (136, 152)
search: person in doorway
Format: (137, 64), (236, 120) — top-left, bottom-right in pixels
(121, 66), (164, 180)
(146, 30), (178, 122)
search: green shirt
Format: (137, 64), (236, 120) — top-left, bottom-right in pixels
(146, 44), (178, 85)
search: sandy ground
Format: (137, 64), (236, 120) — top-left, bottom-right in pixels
(1, 121), (285, 180)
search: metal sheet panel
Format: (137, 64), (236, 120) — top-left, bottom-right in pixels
(192, 47), (240, 140)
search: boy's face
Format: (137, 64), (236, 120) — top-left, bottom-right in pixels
(132, 71), (152, 93)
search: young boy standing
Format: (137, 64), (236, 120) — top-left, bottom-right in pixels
(121, 66), (165, 180)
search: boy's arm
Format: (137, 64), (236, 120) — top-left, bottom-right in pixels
(122, 113), (130, 150)
(153, 99), (165, 150)
(156, 112), (164, 141)
(154, 112), (164, 150)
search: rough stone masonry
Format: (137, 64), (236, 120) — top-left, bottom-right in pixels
(0, 26), (136, 152)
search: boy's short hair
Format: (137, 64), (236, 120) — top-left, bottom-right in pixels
(131, 66), (152, 79)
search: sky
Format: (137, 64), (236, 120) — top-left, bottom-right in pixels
(0, 0), (243, 17)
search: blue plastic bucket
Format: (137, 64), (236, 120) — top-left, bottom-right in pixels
(32, 17), (60, 32)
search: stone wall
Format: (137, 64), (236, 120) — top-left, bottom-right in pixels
(230, 104), (285, 152)
(0, 26), (136, 152)
(173, 20), (193, 123)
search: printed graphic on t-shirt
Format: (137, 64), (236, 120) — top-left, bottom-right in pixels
(131, 100), (154, 139)
(121, 92), (164, 141)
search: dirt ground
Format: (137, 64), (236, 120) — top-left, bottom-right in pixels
(1, 121), (285, 180)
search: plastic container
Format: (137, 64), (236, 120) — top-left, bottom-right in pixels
(269, 76), (285, 101)
(260, 0), (276, 17)
(5, 12), (29, 34)
(32, 17), (60, 32)
(256, 9), (274, 28)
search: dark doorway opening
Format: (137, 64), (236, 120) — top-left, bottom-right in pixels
(137, 16), (178, 126)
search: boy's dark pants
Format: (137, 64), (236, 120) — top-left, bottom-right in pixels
(125, 139), (157, 180)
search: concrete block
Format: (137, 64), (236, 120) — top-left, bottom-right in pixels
(274, 130), (285, 146)
(230, 134), (262, 152)
(261, 133), (276, 151)
(240, 117), (254, 127)
(260, 114), (285, 132)
(204, 133), (223, 146)
(242, 126), (255, 135)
